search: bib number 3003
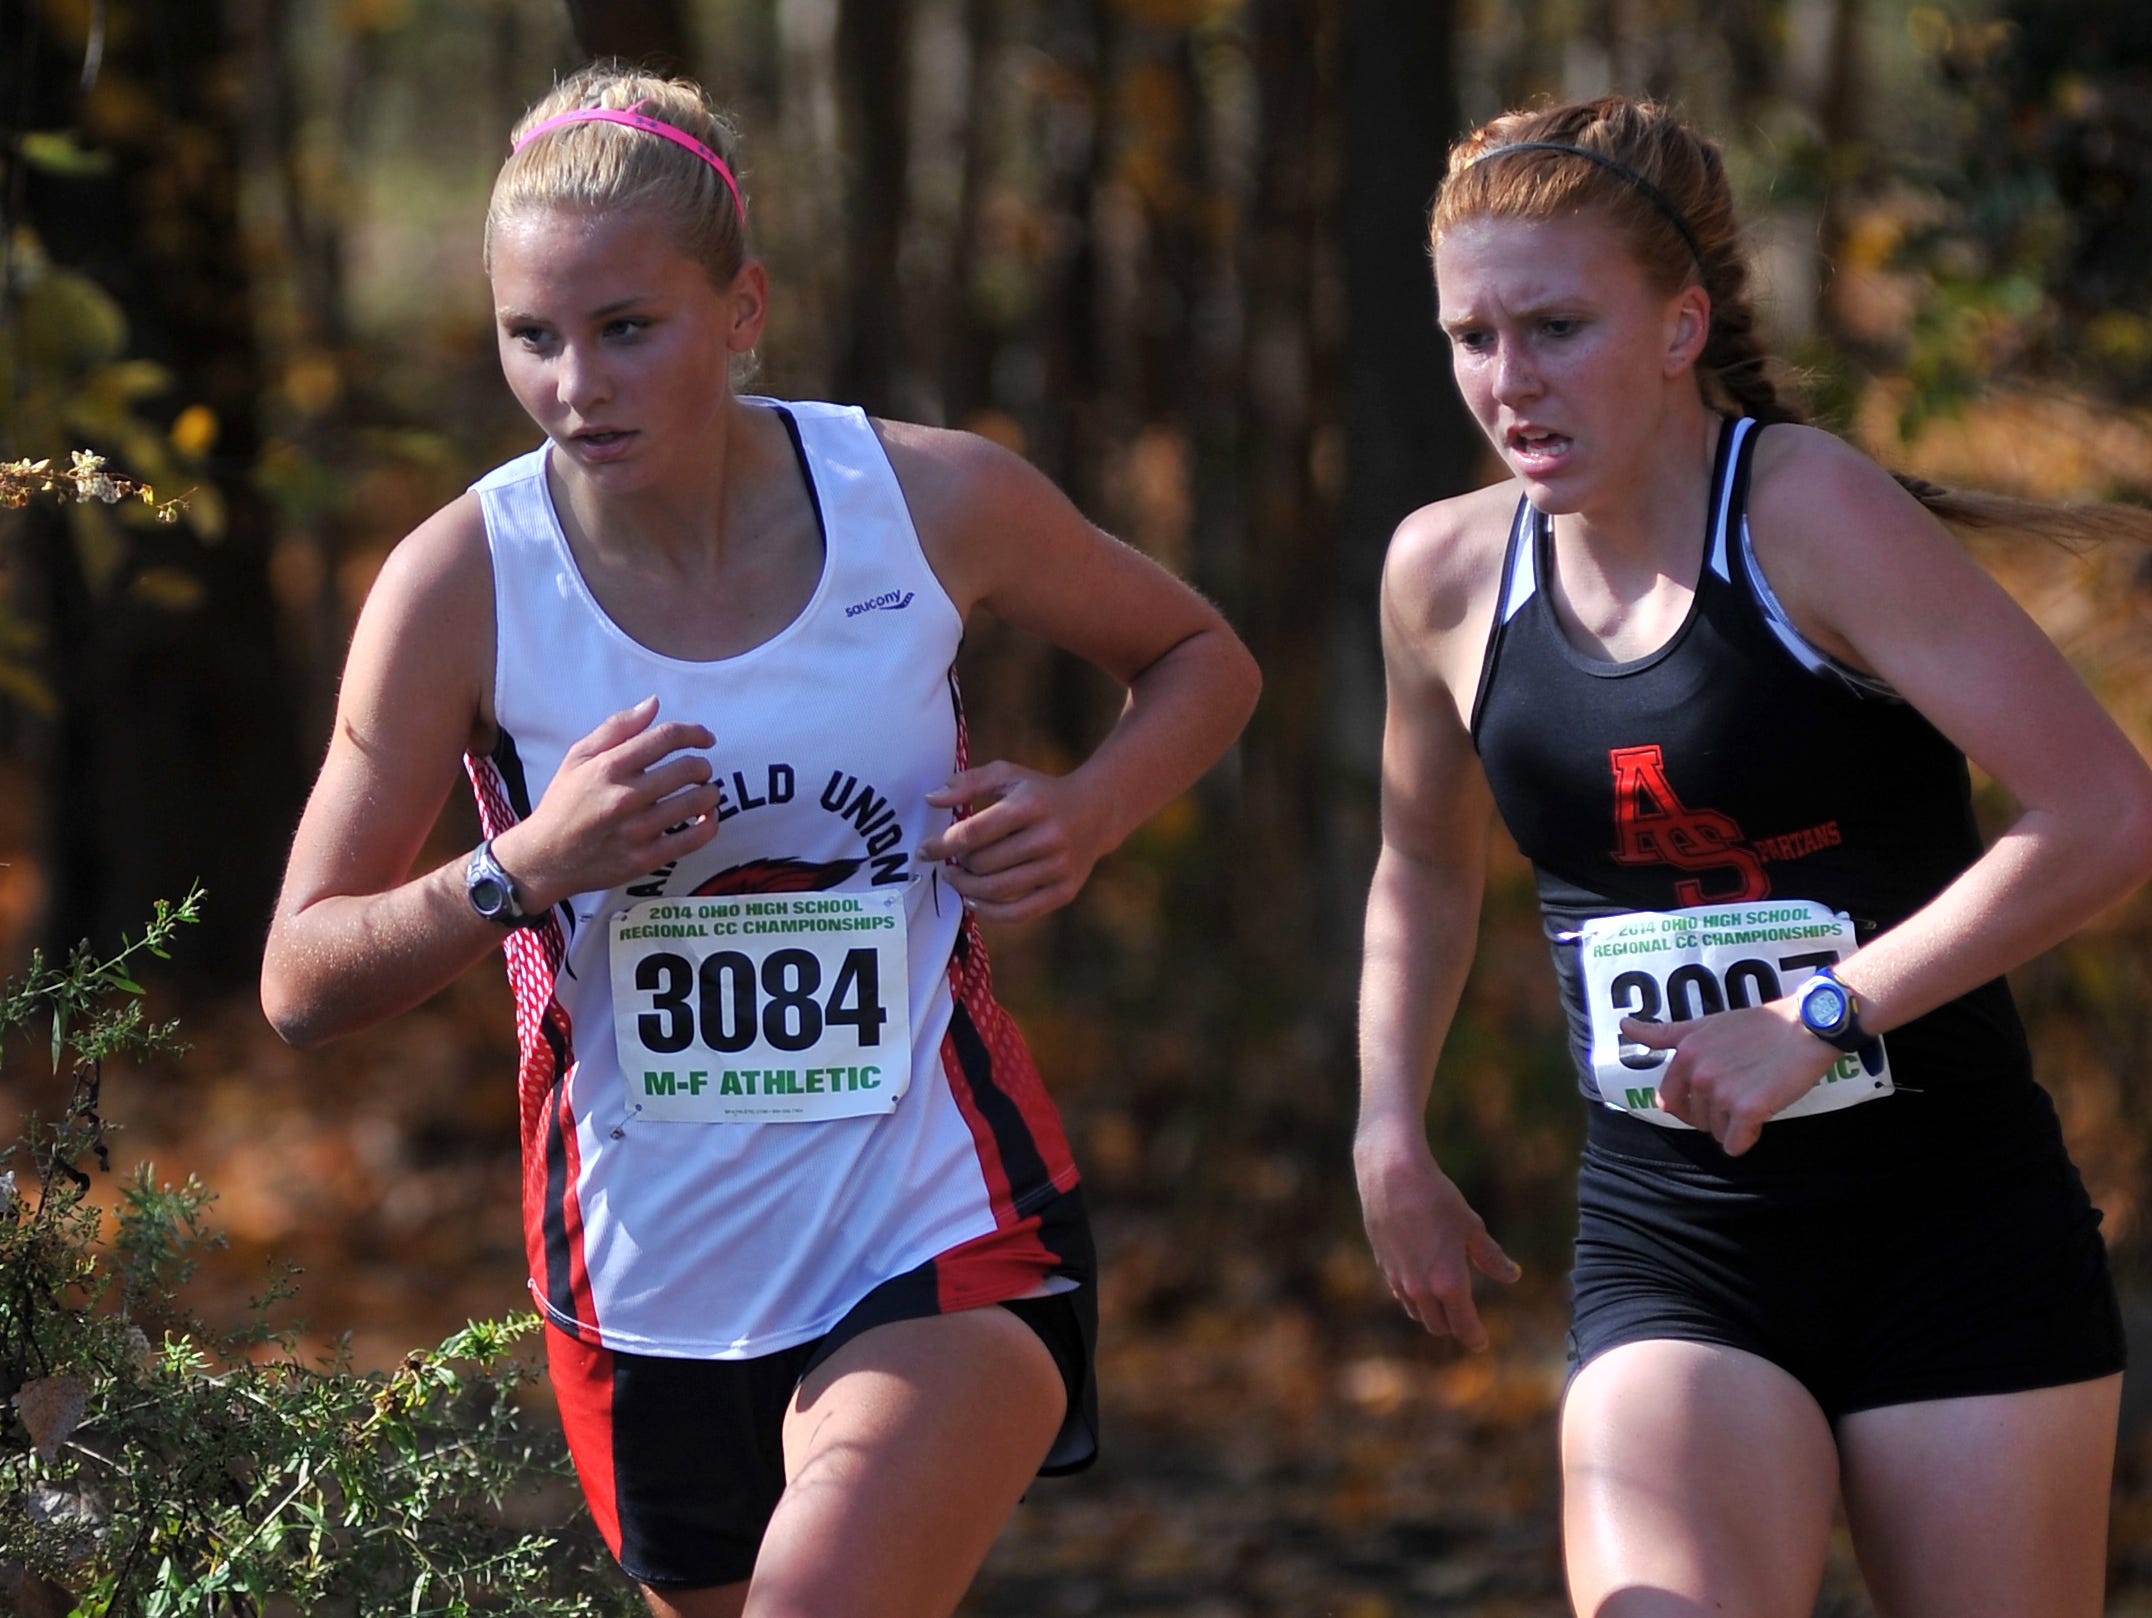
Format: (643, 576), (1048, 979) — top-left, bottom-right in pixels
(608, 891), (912, 1123)
(1576, 898), (1891, 1129)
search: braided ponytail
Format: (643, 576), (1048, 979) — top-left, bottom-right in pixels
(1688, 141), (1804, 427)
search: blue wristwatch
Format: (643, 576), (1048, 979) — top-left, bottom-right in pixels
(1795, 965), (1867, 1053)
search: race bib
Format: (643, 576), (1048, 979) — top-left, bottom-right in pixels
(1575, 898), (1892, 1128)
(609, 892), (912, 1123)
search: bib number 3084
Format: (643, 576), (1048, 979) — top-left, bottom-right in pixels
(609, 892), (911, 1123)
(1576, 899), (1891, 1128)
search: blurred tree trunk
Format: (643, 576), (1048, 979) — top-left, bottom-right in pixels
(1209, 0), (1470, 1126)
(563, 0), (694, 74)
(1715, 0), (1785, 111)
(233, 0), (375, 750)
(835, 0), (913, 413)
(1811, 0), (1862, 341)
(768, 0), (846, 394)
(941, 1), (1121, 979)
(1027, 0), (1114, 767)
(2, 0), (303, 981)
(1231, 0), (1338, 990)
(941, 0), (1001, 426)
(1039, 0), (1112, 517)
(1335, 0), (1475, 824)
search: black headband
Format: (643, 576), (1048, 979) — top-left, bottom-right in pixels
(1466, 140), (1707, 276)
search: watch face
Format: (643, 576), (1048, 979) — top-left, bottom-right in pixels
(470, 876), (510, 916)
(1804, 982), (1849, 1032)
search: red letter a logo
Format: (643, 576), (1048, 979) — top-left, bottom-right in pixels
(1609, 744), (1769, 905)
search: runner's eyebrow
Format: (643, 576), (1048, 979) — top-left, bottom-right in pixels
(495, 295), (661, 324)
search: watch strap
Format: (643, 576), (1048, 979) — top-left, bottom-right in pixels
(1799, 965), (1867, 1053)
(465, 839), (539, 928)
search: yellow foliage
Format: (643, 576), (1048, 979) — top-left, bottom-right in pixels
(963, 408), (1027, 455)
(2086, 312), (2152, 368)
(17, 131), (113, 178)
(84, 359), (172, 404)
(0, 660), (57, 718)
(80, 75), (161, 147)
(283, 354), (344, 419)
(1906, 7), (1953, 54)
(337, 0), (415, 35)
(131, 566), (206, 612)
(169, 403), (219, 459)
(1840, 209), (1903, 272)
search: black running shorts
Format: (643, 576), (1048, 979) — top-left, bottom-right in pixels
(546, 1184), (1098, 1591)
(1567, 1081), (2124, 1420)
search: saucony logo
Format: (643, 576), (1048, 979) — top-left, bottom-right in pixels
(844, 590), (915, 617)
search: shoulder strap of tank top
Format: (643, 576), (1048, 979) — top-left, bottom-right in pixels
(765, 402), (831, 543)
(1718, 417), (1901, 698)
(1467, 497), (1539, 741)
(1704, 415), (1758, 584)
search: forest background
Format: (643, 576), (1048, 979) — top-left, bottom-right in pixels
(4, 0), (2152, 1612)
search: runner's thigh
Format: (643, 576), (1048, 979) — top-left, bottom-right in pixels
(642, 1582), (747, 1618)
(1562, 1339), (1839, 1618)
(1838, 1374), (2120, 1618)
(746, 1306), (1065, 1618)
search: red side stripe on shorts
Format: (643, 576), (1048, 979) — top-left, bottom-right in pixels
(544, 1329), (624, 1558)
(931, 1207), (1063, 1313)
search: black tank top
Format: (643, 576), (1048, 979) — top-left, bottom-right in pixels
(1470, 416), (2029, 1098)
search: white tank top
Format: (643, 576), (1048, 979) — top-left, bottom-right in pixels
(464, 400), (1079, 1357)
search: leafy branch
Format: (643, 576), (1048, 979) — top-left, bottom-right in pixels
(0, 882), (202, 1080)
(0, 900), (637, 1615)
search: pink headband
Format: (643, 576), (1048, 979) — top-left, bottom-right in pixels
(513, 105), (746, 224)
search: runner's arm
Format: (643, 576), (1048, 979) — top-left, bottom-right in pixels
(1743, 429), (2152, 1031)
(882, 422), (1261, 922)
(1630, 430), (2152, 1152)
(1356, 508), (1519, 1349)
(260, 500), (726, 1046)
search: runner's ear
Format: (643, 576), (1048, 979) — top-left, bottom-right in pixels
(1663, 283), (1710, 379)
(724, 259), (768, 354)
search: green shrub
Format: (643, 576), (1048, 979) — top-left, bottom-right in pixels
(0, 892), (638, 1615)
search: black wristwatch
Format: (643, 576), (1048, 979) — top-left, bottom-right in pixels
(464, 839), (537, 928)
(1795, 965), (1867, 1053)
